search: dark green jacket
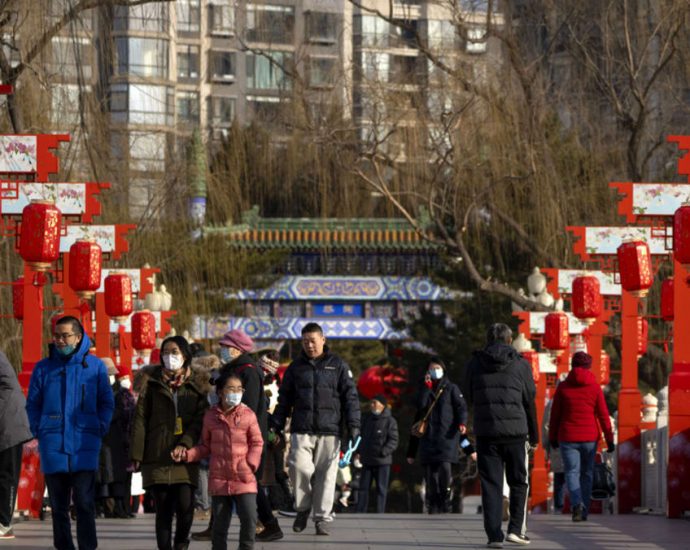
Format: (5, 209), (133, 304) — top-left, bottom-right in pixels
(130, 365), (208, 488)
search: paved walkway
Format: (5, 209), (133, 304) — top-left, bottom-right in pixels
(9, 511), (690, 549)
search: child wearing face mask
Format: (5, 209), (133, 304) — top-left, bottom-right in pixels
(179, 372), (263, 550)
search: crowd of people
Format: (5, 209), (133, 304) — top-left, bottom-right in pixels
(0, 318), (617, 550)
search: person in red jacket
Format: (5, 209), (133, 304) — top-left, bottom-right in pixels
(179, 371), (263, 550)
(548, 351), (614, 522)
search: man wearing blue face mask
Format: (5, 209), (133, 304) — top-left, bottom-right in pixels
(26, 316), (114, 550)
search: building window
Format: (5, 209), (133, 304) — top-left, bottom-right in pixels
(177, 45), (200, 80)
(466, 27), (487, 53)
(110, 84), (173, 126)
(389, 54), (419, 84)
(51, 37), (92, 80)
(128, 132), (167, 171)
(360, 52), (389, 83)
(305, 12), (337, 44)
(390, 19), (417, 48)
(51, 84), (82, 126)
(307, 57), (336, 88)
(246, 4), (294, 44)
(359, 15), (389, 47)
(209, 50), (236, 82)
(177, 91), (199, 124)
(49, 1), (94, 30)
(427, 20), (457, 49)
(176, 0), (200, 33)
(246, 52), (290, 90)
(116, 37), (168, 78)
(209, 96), (235, 127)
(209, 0), (234, 35)
(114, 4), (168, 32)
(247, 95), (283, 124)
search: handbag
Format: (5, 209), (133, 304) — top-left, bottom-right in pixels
(591, 454), (615, 499)
(410, 384), (445, 437)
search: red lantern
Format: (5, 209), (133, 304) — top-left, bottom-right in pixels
(12, 277), (23, 320)
(132, 310), (156, 356)
(600, 350), (610, 385)
(543, 312), (569, 354)
(638, 317), (648, 357)
(68, 240), (102, 300)
(522, 350), (540, 383)
(18, 200), (61, 271)
(673, 203), (690, 267)
(572, 276), (603, 325)
(617, 240), (653, 298)
(661, 277), (674, 322)
(357, 365), (408, 402)
(104, 272), (133, 322)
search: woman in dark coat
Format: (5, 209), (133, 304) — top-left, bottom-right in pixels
(407, 357), (467, 514)
(130, 336), (208, 550)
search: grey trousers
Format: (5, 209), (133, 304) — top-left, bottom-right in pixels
(288, 433), (340, 523)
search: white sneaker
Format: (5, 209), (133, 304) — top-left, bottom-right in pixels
(506, 532), (530, 545)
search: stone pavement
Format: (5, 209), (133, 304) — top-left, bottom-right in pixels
(8, 511), (690, 550)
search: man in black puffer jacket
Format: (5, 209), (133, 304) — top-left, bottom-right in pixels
(356, 395), (398, 513)
(465, 323), (538, 548)
(271, 323), (360, 536)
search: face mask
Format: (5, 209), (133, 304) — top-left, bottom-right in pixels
(120, 378), (132, 390)
(225, 392), (242, 407)
(372, 409), (382, 416)
(57, 345), (75, 356)
(109, 375), (116, 386)
(220, 346), (233, 363)
(163, 354), (184, 371)
(429, 368), (444, 380)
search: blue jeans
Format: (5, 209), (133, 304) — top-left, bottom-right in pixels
(44, 471), (97, 550)
(560, 441), (597, 515)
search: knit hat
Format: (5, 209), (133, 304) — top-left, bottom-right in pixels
(259, 354), (279, 375)
(372, 394), (388, 407)
(219, 329), (254, 353)
(572, 351), (592, 369)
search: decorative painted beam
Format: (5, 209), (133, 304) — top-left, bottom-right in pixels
(611, 182), (690, 222)
(58, 224), (135, 259)
(566, 225), (668, 262)
(192, 316), (408, 340)
(541, 268), (621, 298)
(229, 276), (456, 301)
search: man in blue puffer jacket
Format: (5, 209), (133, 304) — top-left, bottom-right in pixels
(26, 316), (114, 550)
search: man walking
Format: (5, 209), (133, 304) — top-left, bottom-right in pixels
(26, 316), (114, 550)
(271, 323), (360, 536)
(0, 349), (33, 540)
(465, 323), (538, 548)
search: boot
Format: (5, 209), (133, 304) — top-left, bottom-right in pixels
(173, 543), (189, 550)
(256, 518), (284, 541)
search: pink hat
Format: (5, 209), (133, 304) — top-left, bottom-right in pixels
(219, 329), (254, 353)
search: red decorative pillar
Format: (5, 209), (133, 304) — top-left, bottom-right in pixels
(617, 290), (642, 513)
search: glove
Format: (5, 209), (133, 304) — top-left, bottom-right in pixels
(350, 427), (360, 442)
(606, 442), (615, 453)
(549, 440), (559, 450)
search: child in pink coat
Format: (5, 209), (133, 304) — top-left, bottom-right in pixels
(180, 372), (263, 550)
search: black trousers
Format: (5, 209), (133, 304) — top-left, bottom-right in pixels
(477, 439), (529, 543)
(0, 443), (23, 527)
(254, 446), (275, 526)
(212, 494), (257, 550)
(424, 462), (452, 513)
(356, 464), (391, 513)
(151, 483), (195, 550)
(44, 470), (98, 550)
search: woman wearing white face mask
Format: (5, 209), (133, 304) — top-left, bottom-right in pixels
(406, 357), (468, 514)
(130, 336), (208, 550)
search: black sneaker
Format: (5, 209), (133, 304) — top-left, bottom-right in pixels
(506, 532), (530, 545)
(572, 504), (584, 522)
(292, 510), (309, 533)
(486, 542), (503, 549)
(315, 521), (330, 536)
(256, 519), (284, 541)
(190, 527), (212, 541)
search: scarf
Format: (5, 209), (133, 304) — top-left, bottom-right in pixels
(161, 366), (190, 390)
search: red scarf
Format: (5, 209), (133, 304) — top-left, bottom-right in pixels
(162, 367), (190, 390)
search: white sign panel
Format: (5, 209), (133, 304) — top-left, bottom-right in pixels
(538, 352), (557, 374)
(528, 312), (589, 335)
(98, 269), (143, 294)
(632, 184), (690, 216)
(0, 136), (37, 172)
(59, 225), (116, 253)
(556, 270), (621, 296)
(0, 183), (87, 215)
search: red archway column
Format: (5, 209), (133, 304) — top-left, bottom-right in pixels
(668, 259), (690, 518)
(617, 290), (642, 513)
